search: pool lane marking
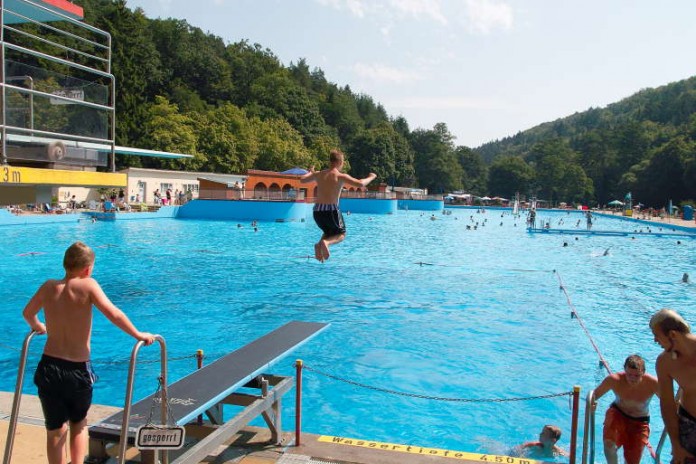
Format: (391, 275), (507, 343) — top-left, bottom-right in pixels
(317, 436), (547, 464)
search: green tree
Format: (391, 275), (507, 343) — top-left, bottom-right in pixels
(410, 123), (462, 193)
(487, 156), (534, 198)
(456, 146), (488, 194)
(138, 96), (203, 170)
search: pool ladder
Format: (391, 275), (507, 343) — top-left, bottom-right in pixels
(1, 330), (169, 464)
(581, 389), (669, 464)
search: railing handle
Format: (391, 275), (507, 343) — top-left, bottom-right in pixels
(117, 335), (167, 464)
(581, 389), (596, 464)
(3, 330), (39, 464)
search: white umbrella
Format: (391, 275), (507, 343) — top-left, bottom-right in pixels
(608, 200), (624, 206)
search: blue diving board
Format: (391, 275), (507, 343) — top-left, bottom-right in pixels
(88, 320), (327, 443)
(527, 227), (696, 238)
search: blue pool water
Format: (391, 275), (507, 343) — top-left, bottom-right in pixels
(1, 209), (694, 462)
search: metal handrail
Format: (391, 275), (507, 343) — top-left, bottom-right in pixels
(581, 389), (597, 464)
(2, 330), (38, 464)
(118, 335), (168, 464)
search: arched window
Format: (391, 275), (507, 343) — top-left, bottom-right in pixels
(253, 182), (267, 199)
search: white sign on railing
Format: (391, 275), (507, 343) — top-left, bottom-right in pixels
(135, 425), (185, 450)
(50, 89), (84, 105)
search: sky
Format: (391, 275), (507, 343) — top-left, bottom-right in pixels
(124, 0), (696, 148)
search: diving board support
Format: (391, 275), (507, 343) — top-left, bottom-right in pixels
(171, 374), (293, 464)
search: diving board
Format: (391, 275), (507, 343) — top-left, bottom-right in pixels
(88, 320), (328, 463)
(527, 227), (696, 239)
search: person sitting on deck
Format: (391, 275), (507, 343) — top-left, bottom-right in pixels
(592, 354), (659, 464)
(518, 424), (567, 458)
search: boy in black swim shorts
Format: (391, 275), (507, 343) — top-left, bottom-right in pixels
(23, 241), (155, 464)
(300, 149), (376, 262)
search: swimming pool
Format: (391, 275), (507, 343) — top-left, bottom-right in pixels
(1, 209), (694, 462)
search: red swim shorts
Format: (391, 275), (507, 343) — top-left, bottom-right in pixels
(603, 405), (650, 464)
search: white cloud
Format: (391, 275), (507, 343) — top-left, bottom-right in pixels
(388, 95), (503, 110)
(464, 0), (513, 34)
(353, 62), (424, 84)
(315, 0), (446, 24)
(388, 0), (447, 25)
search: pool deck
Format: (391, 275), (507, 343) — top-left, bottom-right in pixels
(0, 393), (544, 464)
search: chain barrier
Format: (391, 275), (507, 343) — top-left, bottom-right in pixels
(302, 364), (572, 403)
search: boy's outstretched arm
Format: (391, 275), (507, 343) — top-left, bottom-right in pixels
(299, 166), (316, 184)
(89, 279), (156, 345)
(22, 283), (47, 334)
(341, 172), (377, 188)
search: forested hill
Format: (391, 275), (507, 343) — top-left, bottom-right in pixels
(473, 76), (696, 207)
(476, 77), (696, 163)
(69, 1), (695, 207)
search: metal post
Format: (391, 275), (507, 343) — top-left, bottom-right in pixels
(570, 385), (581, 464)
(581, 389), (596, 464)
(295, 359), (303, 447)
(1, 0), (7, 166)
(196, 349), (204, 426)
(2, 330), (37, 464)
(118, 335), (167, 464)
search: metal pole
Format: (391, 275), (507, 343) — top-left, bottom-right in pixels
(295, 359), (303, 447)
(570, 385), (581, 464)
(196, 349), (204, 426)
(2, 330), (37, 464)
(1, 0), (7, 166)
(118, 335), (166, 464)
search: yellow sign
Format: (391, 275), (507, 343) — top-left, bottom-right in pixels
(317, 436), (546, 464)
(1, 166), (126, 187)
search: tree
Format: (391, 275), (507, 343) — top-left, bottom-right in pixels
(487, 156), (534, 198)
(410, 123), (462, 193)
(253, 117), (317, 172)
(456, 146), (488, 194)
(138, 96), (203, 170)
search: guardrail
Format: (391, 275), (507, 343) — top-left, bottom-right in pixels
(198, 189), (305, 201)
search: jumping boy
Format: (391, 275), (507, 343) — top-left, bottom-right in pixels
(650, 308), (696, 464)
(23, 241), (156, 464)
(300, 149), (376, 262)
(593, 354), (659, 464)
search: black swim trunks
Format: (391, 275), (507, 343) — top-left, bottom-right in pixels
(313, 203), (346, 237)
(678, 405), (696, 455)
(34, 354), (96, 430)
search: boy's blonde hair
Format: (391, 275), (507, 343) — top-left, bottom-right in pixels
(63, 241), (95, 271)
(650, 308), (690, 336)
(329, 149), (344, 165)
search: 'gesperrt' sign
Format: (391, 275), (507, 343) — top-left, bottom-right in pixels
(135, 425), (185, 450)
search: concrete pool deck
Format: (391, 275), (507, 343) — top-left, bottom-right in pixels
(0, 393), (550, 464)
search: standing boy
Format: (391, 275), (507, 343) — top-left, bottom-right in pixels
(300, 149), (376, 262)
(23, 241), (155, 464)
(593, 354), (659, 464)
(650, 308), (696, 464)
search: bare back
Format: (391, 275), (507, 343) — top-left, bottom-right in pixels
(657, 351), (696, 416)
(313, 168), (344, 204)
(36, 278), (95, 361)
